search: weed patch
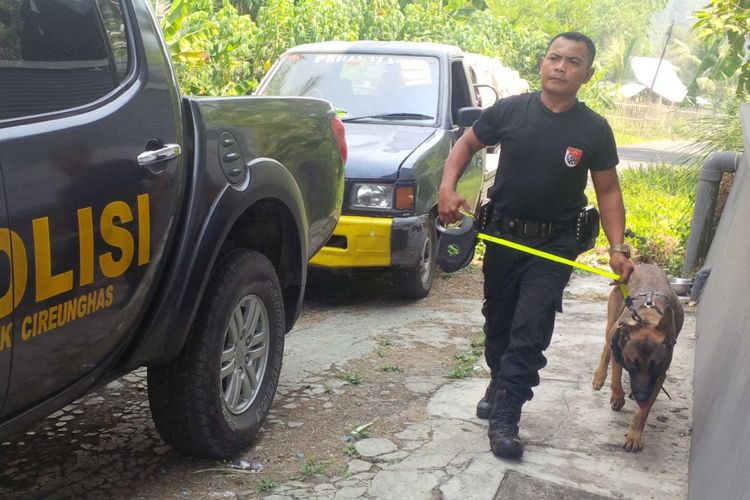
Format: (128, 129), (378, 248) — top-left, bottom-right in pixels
(301, 459), (328, 478)
(379, 364), (404, 373)
(258, 478), (279, 492)
(447, 331), (485, 379)
(340, 372), (362, 385)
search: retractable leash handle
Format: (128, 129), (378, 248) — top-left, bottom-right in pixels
(435, 213), (479, 273)
(435, 212), (476, 236)
(438, 214), (630, 297)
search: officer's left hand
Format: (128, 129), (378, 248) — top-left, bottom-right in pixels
(609, 252), (635, 284)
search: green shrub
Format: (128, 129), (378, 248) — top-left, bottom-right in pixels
(586, 163), (699, 276)
(158, 0), (550, 96)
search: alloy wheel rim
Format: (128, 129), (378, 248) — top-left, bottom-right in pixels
(220, 294), (270, 415)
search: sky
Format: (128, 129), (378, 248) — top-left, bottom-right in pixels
(649, 0), (707, 45)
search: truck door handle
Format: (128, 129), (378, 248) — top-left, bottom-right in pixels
(138, 144), (182, 166)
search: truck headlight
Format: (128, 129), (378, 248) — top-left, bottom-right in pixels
(351, 183), (393, 209)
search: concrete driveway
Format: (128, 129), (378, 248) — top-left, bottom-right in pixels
(266, 272), (694, 500)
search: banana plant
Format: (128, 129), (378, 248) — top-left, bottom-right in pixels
(158, 0), (211, 64)
(692, 0), (750, 98)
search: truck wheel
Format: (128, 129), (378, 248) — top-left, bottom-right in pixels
(147, 249), (284, 458)
(394, 222), (436, 299)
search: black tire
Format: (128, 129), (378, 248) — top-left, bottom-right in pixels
(147, 249), (285, 458)
(393, 221), (437, 299)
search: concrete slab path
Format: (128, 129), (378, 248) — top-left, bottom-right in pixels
(265, 273), (695, 500)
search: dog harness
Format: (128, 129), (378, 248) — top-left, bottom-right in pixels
(622, 291), (670, 322)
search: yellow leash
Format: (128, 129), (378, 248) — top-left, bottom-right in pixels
(476, 232), (630, 299)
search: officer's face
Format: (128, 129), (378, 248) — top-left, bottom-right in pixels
(539, 38), (594, 99)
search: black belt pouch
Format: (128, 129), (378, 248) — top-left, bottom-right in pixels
(576, 206), (600, 252)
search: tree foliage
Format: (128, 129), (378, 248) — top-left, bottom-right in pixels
(157, 0), (669, 101)
(485, 0), (667, 49)
(159, 0), (261, 95)
(692, 0), (750, 98)
(158, 0), (550, 96)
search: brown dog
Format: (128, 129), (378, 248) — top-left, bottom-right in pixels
(592, 263), (684, 452)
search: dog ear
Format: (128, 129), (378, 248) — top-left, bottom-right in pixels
(658, 306), (677, 347)
(611, 324), (628, 365)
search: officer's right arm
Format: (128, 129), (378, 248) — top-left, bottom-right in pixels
(438, 128), (487, 224)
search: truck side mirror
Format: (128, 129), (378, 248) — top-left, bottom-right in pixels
(456, 107), (483, 128)
(473, 84), (499, 106)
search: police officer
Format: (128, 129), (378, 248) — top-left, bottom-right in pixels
(438, 32), (634, 459)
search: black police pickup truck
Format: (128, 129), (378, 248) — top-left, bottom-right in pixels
(258, 41), (494, 298)
(0, 0), (345, 458)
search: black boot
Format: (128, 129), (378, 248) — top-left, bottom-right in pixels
(476, 378), (498, 419)
(488, 388), (525, 459)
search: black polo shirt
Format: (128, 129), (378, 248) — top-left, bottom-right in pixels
(473, 91), (618, 223)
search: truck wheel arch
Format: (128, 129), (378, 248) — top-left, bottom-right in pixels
(217, 158), (309, 334)
(130, 159), (310, 370)
(224, 197), (303, 333)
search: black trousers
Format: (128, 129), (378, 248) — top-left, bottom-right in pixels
(481, 229), (578, 401)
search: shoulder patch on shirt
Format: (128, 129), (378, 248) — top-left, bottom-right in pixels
(564, 146), (583, 167)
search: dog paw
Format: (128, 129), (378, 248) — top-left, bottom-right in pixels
(610, 396), (625, 411)
(623, 431), (643, 452)
(592, 372), (606, 391)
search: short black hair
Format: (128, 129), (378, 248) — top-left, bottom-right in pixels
(547, 32), (596, 67)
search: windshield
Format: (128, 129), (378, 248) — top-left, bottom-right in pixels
(260, 52), (440, 123)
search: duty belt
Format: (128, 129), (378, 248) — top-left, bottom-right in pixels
(493, 211), (561, 239)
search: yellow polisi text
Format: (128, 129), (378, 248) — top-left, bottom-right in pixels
(0, 194), (150, 321)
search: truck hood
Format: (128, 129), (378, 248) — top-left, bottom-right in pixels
(343, 123), (436, 179)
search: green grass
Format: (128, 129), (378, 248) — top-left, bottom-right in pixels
(446, 331), (485, 379)
(301, 459), (328, 478)
(585, 162), (699, 276)
(379, 363), (404, 373)
(612, 130), (665, 146)
(340, 372), (362, 385)
(258, 479), (279, 492)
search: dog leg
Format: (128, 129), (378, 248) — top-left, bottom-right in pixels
(623, 373), (666, 452)
(598, 291), (622, 393)
(592, 341), (610, 391)
(610, 360), (626, 411)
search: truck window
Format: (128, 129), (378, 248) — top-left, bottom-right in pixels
(0, 0), (128, 122)
(450, 60), (472, 125)
(96, 0), (131, 82)
(261, 53), (440, 123)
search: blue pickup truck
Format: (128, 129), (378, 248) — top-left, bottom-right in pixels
(258, 41), (494, 298)
(0, 0), (345, 458)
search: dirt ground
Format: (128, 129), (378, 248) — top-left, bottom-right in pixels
(226, 265), (487, 493)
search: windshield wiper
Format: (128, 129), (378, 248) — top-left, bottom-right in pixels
(342, 113), (434, 123)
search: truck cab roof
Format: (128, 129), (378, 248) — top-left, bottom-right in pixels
(283, 41), (465, 59)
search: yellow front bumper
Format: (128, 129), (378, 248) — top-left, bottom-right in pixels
(310, 215), (392, 268)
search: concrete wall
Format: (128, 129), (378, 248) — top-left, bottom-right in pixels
(688, 103), (750, 500)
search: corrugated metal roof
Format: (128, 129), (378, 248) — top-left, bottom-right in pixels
(626, 56), (687, 103)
